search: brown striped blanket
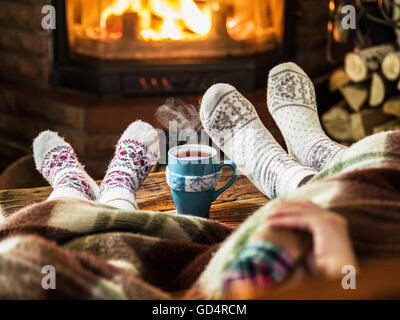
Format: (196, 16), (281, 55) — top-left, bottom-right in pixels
(0, 131), (399, 299)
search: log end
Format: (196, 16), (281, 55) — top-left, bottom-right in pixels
(345, 52), (368, 83)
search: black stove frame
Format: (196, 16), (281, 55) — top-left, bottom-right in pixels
(51, 0), (294, 97)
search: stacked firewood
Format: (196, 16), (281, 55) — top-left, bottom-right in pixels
(323, 43), (400, 143)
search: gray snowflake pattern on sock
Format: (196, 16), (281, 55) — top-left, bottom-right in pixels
(267, 63), (346, 171)
(201, 84), (318, 199)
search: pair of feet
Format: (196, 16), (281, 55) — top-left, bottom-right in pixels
(33, 121), (159, 211)
(34, 62), (344, 209)
(200, 62), (346, 199)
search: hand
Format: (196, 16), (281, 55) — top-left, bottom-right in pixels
(265, 201), (358, 279)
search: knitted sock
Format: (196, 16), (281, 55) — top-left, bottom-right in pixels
(200, 84), (318, 199)
(99, 121), (159, 211)
(267, 62), (346, 171)
(33, 131), (100, 201)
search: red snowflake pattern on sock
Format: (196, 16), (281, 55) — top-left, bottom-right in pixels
(40, 145), (96, 200)
(100, 139), (158, 194)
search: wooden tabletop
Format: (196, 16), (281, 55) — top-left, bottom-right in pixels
(0, 169), (269, 228)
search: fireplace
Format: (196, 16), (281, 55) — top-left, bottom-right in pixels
(2, 0), (334, 181)
(53, 0), (286, 96)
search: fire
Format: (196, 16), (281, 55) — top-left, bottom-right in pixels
(101, 0), (212, 41)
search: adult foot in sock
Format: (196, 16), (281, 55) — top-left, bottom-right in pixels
(33, 131), (100, 201)
(200, 83), (318, 199)
(99, 121), (159, 211)
(267, 62), (346, 171)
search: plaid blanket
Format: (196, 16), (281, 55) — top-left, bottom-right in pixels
(0, 131), (399, 299)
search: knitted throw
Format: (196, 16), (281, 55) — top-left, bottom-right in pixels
(0, 131), (399, 299)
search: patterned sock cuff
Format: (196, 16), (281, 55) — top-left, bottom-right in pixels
(99, 188), (138, 208)
(221, 241), (296, 294)
(47, 187), (91, 201)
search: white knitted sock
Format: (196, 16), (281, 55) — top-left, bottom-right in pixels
(99, 121), (159, 211)
(267, 62), (346, 171)
(33, 131), (100, 201)
(200, 84), (318, 199)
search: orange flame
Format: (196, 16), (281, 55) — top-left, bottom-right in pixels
(101, 0), (211, 40)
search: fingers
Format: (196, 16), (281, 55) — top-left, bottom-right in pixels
(276, 200), (320, 211)
(265, 215), (315, 234)
(265, 200), (333, 234)
(267, 200), (331, 220)
(265, 202), (356, 279)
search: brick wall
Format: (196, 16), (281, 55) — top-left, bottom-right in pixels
(0, 0), (52, 85)
(0, 0), (53, 177)
(289, 0), (337, 78)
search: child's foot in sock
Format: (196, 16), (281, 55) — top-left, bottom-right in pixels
(267, 62), (346, 171)
(200, 84), (318, 199)
(99, 121), (159, 211)
(33, 131), (100, 201)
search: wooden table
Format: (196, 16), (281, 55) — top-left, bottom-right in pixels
(0, 170), (269, 228)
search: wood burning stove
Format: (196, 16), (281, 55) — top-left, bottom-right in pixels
(52, 0), (288, 96)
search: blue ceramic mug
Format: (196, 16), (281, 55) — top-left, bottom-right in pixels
(166, 144), (237, 218)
